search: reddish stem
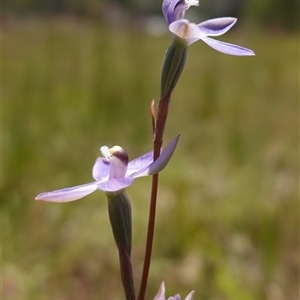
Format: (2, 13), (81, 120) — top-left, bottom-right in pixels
(138, 91), (172, 300)
(137, 172), (159, 300)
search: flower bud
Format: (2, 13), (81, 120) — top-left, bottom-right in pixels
(160, 40), (187, 98)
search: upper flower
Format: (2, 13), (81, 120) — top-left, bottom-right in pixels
(162, 0), (255, 56)
(35, 136), (180, 202)
(154, 282), (195, 300)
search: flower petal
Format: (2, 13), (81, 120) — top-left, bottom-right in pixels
(35, 182), (98, 202)
(169, 20), (201, 46)
(154, 281), (166, 300)
(163, 0), (180, 24)
(97, 178), (134, 193)
(92, 157), (110, 181)
(126, 151), (154, 176)
(201, 36), (255, 56)
(184, 291), (195, 300)
(198, 17), (237, 36)
(163, 0), (199, 25)
(167, 296), (181, 300)
(131, 135), (180, 178)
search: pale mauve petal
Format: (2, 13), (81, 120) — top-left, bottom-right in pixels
(97, 178), (134, 193)
(167, 291), (195, 300)
(167, 296), (181, 300)
(35, 182), (98, 202)
(132, 135), (180, 178)
(169, 19), (201, 46)
(201, 36), (255, 56)
(92, 157), (110, 181)
(184, 290), (195, 300)
(126, 151), (154, 176)
(153, 282), (166, 300)
(154, 281), (195, 300)
(163, 0), (199, 25)
(198, 17), (237, 36)
(162, 0), (180, 24)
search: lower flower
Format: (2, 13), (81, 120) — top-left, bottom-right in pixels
(154, 282), (195, 300)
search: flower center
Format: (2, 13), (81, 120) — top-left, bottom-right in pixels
(100, 145), (129, 179)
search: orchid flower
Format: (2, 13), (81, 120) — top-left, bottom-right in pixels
(162, 0), (255, 56)
(154, 282), (195, 300)
(35, 135), (180, 202)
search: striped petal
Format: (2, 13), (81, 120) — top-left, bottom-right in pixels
(132, 135), (180, 178)
(201, 36), (255, 56)
(163, 0), (181, 24)
(35, 182), (98, 203)
(163, 0), (199, 25)
(126, 151), (154, 176)
(198, 17), (237, 36)
(92, 157), (110, 181)
(97, 178), (135, 193)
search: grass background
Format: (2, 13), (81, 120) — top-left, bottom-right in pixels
(3, 17), (299, 300)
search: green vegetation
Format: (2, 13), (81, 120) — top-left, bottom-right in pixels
(3, 18), (299, 300)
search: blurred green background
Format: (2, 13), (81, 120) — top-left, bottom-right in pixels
(3, 0), (299, 299)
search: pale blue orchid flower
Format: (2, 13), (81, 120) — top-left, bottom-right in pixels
(162, 0), (255, 56)
(35, 136), (180, 202)
(154, 282), (195, 300)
